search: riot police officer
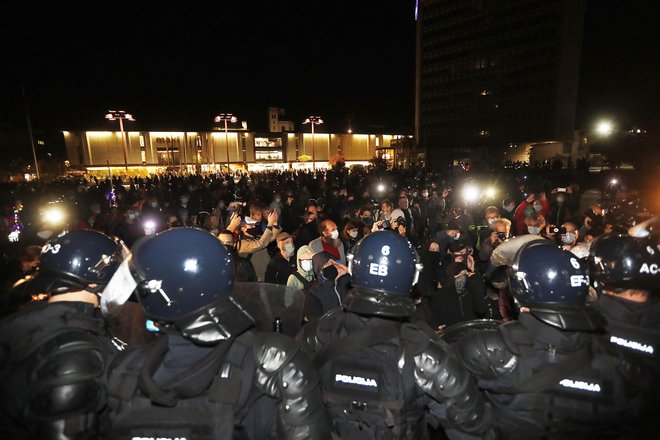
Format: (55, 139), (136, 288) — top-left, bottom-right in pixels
(0, 230), (127, 439)
(101, 227), (329, 439)
(588, 232), (660, 433)
(452, 237), (639, 439)
(298, 231), (493, 439)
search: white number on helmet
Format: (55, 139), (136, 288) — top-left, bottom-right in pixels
(570, 257), (580, 269)
(381, 245), (390, 256)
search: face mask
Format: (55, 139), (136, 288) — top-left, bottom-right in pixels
(503, 204), (515, 212)
(348, 230), (358, 238)
(363, 217), (373, 226)
(180, 198), (189, 205)
(284, 243), (295, 257)
(323, 265), (339, 281)
(91, 208), (101, 215)
(245, 227), (260, 237)
(150, 202), (159, 208)
(561, 233), (576, 244)
(412, 191), (418, 197)
(330, 230), (339, 240)
(453, 232), (461, 240)
(555, 196), (565, 204)
(487, 218), (495, 225)
(128, 213), (136, 220)
(524, 207), (535, 216)
(422, 191), (429, 198)
(527, 226), (539, 235)
(275, 197), (281, 203)
(533, 203), (542, 212)
(301, 260), (313, 272)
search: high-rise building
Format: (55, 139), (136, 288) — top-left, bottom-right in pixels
(415, 0), (586, 165)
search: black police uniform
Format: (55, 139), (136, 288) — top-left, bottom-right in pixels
(0, 302), (114, 439)
(299, 232), (493, 440)
(452, 238), (639, 439)
(588, 233), (660, 434)
(0, 230), (127, 439)
(102, 228), (330, 440)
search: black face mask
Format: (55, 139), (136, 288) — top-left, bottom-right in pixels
(362, 217), (374, 226)
(323, 265), (338, 281)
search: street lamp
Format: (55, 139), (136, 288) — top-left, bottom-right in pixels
(105, 110), (135, 172)
(214, 113), (238, 172)
(303, 115), (323, 171)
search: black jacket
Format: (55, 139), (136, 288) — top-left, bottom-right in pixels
(429, 275), (487, 328)
(264, 253), (296, 286)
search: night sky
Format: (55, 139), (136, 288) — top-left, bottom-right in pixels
(1, 0), (659, 151)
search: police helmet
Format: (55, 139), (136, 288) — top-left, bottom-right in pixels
(12, 230), (127, 296)
(509, 240), (605, 331)
(588, 234), (660, 291)
(344, 231), (422, 318)
(129, 227), (235, 322)
(102, 228), (255, 344)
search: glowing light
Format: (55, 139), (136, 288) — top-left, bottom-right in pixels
(547, 270), (557, 280)
(377, 183), (386, 193)
(596, 121), (614, 136)
(462, 185), (480, 203)
(610, 179), (618, 185)
(43, 206), (65, 225)
(485, 187), (496, 198)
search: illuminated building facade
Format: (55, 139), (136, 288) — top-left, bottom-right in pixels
(415, 0), (586, 165)
(63, 129), (407, 175)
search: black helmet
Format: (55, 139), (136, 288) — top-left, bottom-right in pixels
(12, 230), (127, 296)
(102, 228), (250, 344)
(344, 231), (421, 318)
(508, 240), (605, 331)
(588, 234), (660, 291)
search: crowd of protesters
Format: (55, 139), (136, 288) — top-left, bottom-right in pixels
(0, 164), (652, 327)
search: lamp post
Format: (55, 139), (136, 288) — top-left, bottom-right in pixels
(303, 115), (324, 171)
(105, 110), (135, 172)
(214, 113), (238, 172)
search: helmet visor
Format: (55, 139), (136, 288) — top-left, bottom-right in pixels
(101, 258), (138, 317)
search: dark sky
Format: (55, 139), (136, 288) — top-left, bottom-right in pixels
(1, 1), (659, 141)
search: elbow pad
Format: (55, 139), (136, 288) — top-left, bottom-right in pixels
(454, 329), (518, 379)
(414, 341), (492, 436)
(253, 333), (330, 440)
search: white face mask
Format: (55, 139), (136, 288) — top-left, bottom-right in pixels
(301, 260), (313, 272)
(330, 230), (339, 240)
(284, 243), (295, 256)
(487, 218), (496, 225)
(453, 232), (461, 240)
(561, 233), (576, 244)
(348, 230), (358, 238)
(503, 204), (515, 212)
(533, 203), (543, 212)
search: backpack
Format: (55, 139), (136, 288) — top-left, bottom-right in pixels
(313, 312), (431, 440)
(106, 332), (260, 440)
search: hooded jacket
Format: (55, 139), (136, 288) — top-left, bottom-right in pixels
(286, 246), (315, 291)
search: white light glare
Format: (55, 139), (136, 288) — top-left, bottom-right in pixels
(485, 187), (496, 198)
(44, 207), (65, 225)
(596, 121), (613, 136)
(377, 183), (386, 193)
(462, 185), (480, 203)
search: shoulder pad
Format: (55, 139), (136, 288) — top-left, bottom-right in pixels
(454, 329), (517, 379)
(30, 332), (108, 418)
